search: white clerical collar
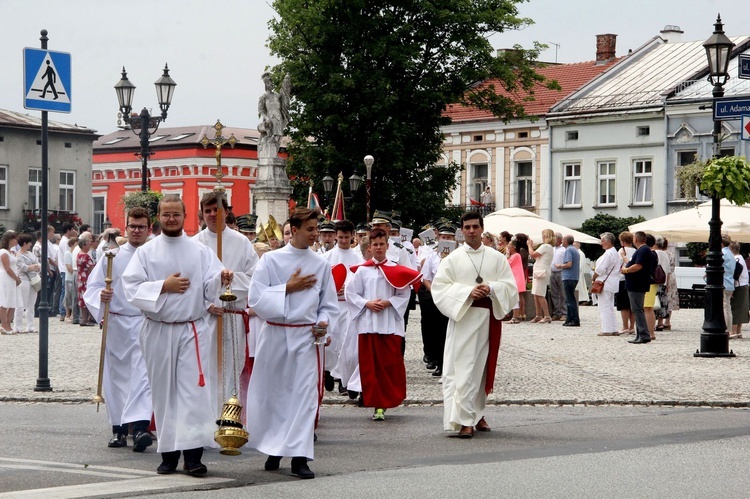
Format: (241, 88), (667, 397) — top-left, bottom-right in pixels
(465, 244), (484, 253)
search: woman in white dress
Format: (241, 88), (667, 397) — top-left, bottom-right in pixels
(527, 228), (555, 323)
(14, 233), (41, 333)
(592, 233), (621, 336)
(0, 231), (22, 334)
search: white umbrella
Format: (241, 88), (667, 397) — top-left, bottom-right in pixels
(628, 199), (750, 243)
(483, 208), (601, 245)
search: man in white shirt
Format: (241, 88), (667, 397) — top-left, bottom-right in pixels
(549, 232), (566, 321)
(56, 223), (77, 319)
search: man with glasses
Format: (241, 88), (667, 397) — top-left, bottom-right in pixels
(84, 207), (153, 453)
(122, 195), (234, 477)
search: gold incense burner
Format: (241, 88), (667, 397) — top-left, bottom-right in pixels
(214, 396), (248, 455)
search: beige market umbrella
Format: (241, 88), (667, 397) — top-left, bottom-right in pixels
(483, 207), (601, 245)
(628, 199), (750, 243)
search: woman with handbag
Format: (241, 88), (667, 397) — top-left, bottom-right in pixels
(14, 233), (41, 333)
(527, 229), (555, 323)
(592, 233), (621, 336)
(0, 231), (22, 334)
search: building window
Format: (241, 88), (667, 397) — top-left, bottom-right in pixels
(471, 163), (488, 203)
(636, 126), (650, 136)
(675, 150), (698, 199)
(93, 196), (105, 234)
(29, 168), (42, 210)
(473, 135), (483, 142)
(59, 170), (75, 211)
(566, 131), (578, 141)
(633, 159), (652, 205)
(597, 161), (616, 206)
(516, 161), (533, 207)
(64, 142), (72, 148)
(721, 148), (734, 157)
(0, 166), (7, 209)
(518, 131), (529, 139)
(563, 162), (581, 207)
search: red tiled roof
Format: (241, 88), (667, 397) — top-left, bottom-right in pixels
(444, 59), (620, 123)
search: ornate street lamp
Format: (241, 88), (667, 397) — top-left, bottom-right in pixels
(364, 155), (374, 222)
(115, 64), (177, 192)
(695, 15), (735, 358)
(348, 173), (363, 193)
(322, 174), (334, 212)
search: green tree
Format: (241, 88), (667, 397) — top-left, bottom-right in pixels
(579, 213), (646, 260)
(268, 0), (552, 226)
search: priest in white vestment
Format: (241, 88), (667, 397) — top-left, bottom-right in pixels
(84, 207), (152, 452)
(322, 220), (363, 392)
(122, 195), (233, 476)
(432, 212), (517, 438)
(247, 208), (339, 480)
(193, 192), (258, 421)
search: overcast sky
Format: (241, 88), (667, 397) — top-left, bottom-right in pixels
(1, 0), (749, 135)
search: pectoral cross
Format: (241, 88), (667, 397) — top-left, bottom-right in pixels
(201, 119), (238, 193)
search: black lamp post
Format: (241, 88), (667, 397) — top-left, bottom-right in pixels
(322, 174), (334, 212)
(115, 65), (177, 192)
(695, 15), (735, 358)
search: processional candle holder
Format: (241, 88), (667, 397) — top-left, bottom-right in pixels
(93, 230), (121, 411)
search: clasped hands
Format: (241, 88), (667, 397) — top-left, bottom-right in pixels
(365, 299), (391, 312)
(470, 283), (491, 301)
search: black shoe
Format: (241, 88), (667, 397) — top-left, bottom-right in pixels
(357, 396), (364, 408)
(156, 461), (178, 474)
(338, 381), (348, 396)
(426, 362), (436, 370)
(314, 432), (318, 442)
(108, 433), (127, 448)
(132, 431), (153, 452)
(324, 371), (334, 392)
(265, 455), (282, 471)
(562, 322), (580, 327)
(431, 367), (442, 377)
(291, 457), (315, 479)
(184, 462), (208, 477)
(423, 355), (429, 363)
(628, 337), (651, 344)
(348, 390), (359, 400)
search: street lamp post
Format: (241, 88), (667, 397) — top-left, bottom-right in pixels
(322, 174), (334, 213)
(114, 65), (177, 192)
(695, 15), (735, 358)
(364, 155), (374, 222)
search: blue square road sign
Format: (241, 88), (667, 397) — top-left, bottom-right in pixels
(23, 48), (71, 113)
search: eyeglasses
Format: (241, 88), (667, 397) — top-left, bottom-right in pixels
(160, 213), (184, 219)
(127, 224), (148, 231)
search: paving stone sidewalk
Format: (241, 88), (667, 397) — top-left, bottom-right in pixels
(1, 306), (748, 406)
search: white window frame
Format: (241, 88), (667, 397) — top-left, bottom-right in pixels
(515, 161), (533, 208)
(28, 168), (42, 210)
(470, 163), (488, 203)
(674, 150), (699, 200)
(596, 161), (616, 207)
(562, 162), (582, 208)
(59, 170), (75, 211)
(92, 195), (106, 234)
(0, 165), (7, 209)
(632, 159), (653, 206)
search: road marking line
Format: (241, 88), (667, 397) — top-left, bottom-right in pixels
(0, 475), (233, 498)
(0, 457), (153, 476)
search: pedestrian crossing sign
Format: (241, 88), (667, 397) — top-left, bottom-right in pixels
(23, 48), (71, 113)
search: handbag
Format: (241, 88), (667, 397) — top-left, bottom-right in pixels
(653, 294), (662, 311)
(591, 262), (615, 294)
(29, 274), (42, 292)
(533, 269), (547, 280)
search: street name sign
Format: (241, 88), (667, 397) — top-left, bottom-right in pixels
(23, 48), (71, 113)
(714, 97), (750, 120)
(740, 54), (750, 80)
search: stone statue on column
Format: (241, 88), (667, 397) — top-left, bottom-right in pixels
(254, 72), (293, 225)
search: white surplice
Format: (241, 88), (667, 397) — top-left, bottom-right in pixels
(432, 244), (517, 431)
(342, 260), (411, 392)
(246, 244), (339, 460)
(122, 233), (225, 453)
(83, 242), (151, 427)
(193, 227), (258, 413)
(322, 246), (363, 375)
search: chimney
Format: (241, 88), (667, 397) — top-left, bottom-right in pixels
(596, 34), (617, 63)
(660, 25), (683, 43)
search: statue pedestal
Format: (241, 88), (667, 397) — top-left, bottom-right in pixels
(254, 156), (292, 225)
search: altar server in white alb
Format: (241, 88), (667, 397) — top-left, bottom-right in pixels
(122, 195), (233, 477)
(432, 211), (517, 439)
(322, 219), (363, 394)
(247, 207), (339, 480)
(193, 192), (258, 420)
(84, 207), (152, 453)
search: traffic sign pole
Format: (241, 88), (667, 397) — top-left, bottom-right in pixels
(34, 29), (52, 393)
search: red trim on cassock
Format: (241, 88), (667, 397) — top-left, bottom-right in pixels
(470, 297), (502, 395)
(350, 260), (422, 293)
(358, 334), (406, 408)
